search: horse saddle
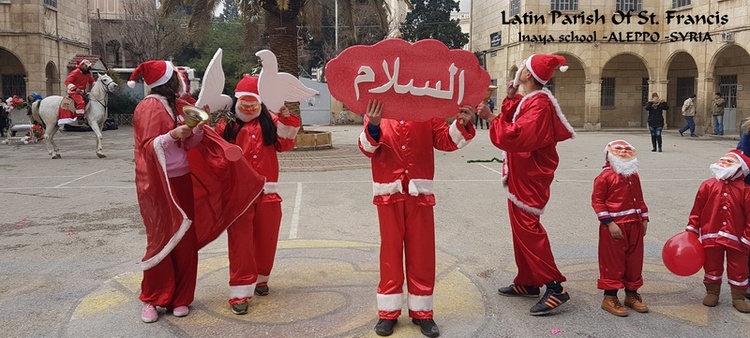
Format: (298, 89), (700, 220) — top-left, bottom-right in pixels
(59, 96), (76, 114)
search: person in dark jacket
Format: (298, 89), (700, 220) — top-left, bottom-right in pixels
(645, 93), (669, 152)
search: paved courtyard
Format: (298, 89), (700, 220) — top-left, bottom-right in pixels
(1, 125), (749, 337)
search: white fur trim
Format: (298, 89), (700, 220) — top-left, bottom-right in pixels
(407, 294), (433, 312)
(264, 182), (279, 194)
(448, 120), (470, 149)
(407, 179), (434, 196)
(377, 293), (403, 311)
(127, 80), (136, 88)
(559, 65), (568, 72)
(66, 83), (76, 90)
(229, 283), (256, 299)
(373, 180), (403, 196)
(641, 212), (648, 218)
(718, 230), (740, 242)
(704, 273), (722, 281)
(235, 92), (262, 102)
(57, 118), (76, 126)
(507, 192), (544, 215)
(277, 122), (300, 139)
(149, 61), (174, 88)
(742, 237), (750, 247)
(686, 226), (699, 234)
(511, 89), (576, 139)
(359, 131), (379, 153)
(596, 211), (611, 217)
(727, 152), (750, 176)
(140, 138), (192, 271)
(729, 278), (749, 287)
(257, 275), (270, 284)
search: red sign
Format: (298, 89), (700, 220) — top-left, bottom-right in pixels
(325, 38), (491, 122)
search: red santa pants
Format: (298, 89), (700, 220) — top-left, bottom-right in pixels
(376, 197), (435, 320)
(226, 204), (259, 300)
(508, 201), (566, 287)
(69, 92), (85, 112)
(704, 245), (749, 289)
(139, 174), (198, 308)
(597, 221), (644, 290)
(251, 201), (282, 287)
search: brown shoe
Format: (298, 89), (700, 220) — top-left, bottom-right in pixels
(601, 295), (628, 317)
(731, 288), (750, 313)
(624, 292), (649, 313)
(703, 282), (720, 307)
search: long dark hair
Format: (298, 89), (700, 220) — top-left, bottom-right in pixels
(222, 96), (278, 146)
(149, 72), (180, 128)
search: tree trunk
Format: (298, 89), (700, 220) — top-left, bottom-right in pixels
(265, 12), (301, 119)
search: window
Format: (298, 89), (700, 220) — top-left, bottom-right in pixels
(544, 78), (555, 95)
(44, 0), (57, 8)
(601, 78), (615, 107)
(551, 0), (578, 11)
(2, 75), (26, 98)
(641, 78), (649, 107)
(671, 0), (691, 8)
(719, 75), (738, 109)
(676, 77), (695, 110)
(510, 0), (520, 16)
(616, 0), (642, 12)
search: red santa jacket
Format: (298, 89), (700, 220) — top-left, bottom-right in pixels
(686, 177), (750, 253)
(490, 89), (575, 215)
(65, 68), (95, 93)
(358, 117), (475, 206)
(591, 165), (649, 225)
(214, 113), (300, 203)
(133, 96), (265, 270)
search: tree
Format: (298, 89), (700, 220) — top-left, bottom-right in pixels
(400, 0), (468, 49)
(119, 0), (191, 63)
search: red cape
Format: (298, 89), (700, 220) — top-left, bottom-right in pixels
(134, 96), (264, 270)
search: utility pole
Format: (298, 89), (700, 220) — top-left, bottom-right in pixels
(335, 0), (339, 51)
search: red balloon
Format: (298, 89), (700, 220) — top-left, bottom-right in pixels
(662, 231), (705, 276)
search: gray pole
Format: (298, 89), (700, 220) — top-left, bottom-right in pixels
(335, 0), (339, 51)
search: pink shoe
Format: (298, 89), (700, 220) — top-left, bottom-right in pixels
(173, 305), (189, 317)
(141, 303), (158, 323)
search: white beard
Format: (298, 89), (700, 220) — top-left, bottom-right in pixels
(513, 67), (523, 88)
(608, 153), (639, 177)
(710, 163), (741, 181)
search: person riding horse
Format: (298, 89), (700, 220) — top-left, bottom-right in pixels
(65, 59), (95, 122)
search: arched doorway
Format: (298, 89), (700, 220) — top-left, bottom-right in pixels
(600, 54), (649, 127)
(554, 53), (586, 127)
(665, 52), (699, 129)
(0, 48), (27, 98)
(45, 62), (59, 96)
(710, 45), (750, 134)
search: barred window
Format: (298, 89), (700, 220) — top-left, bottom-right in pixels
(601, 78), (615, 107)
(616, 0), (642, 12)
(44, 0), (57, 8)
(671, 0), (691, 8)
(510, 0), (520, 16)
(641, 78), (649, 107)
(551, 0), (578, 11)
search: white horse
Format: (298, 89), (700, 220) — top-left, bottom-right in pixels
(32, 74), (119, 159)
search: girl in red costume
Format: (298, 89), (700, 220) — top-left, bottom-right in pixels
(214, 74), (301, 315)
(131, 62), (264, 323)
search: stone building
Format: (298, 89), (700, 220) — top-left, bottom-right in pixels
(0, 0), (91, 98)
(471, 0), (750, 133)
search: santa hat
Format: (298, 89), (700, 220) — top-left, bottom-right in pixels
(234, 74), (261, 102)
(77, 59), (91, 68)
(604, 139), (635, 161)
(523, 54), (568, 85)
(127, 60), (174, 89)
(724, 149), (750, 176)
(176, 67), (190, 94)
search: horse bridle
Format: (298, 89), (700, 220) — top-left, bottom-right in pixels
(88, 76), (118, 111)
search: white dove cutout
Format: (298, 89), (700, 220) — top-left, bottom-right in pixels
(255, 49), (319, 112)
(196, 48), (233, 113)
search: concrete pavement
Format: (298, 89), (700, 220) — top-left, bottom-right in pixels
(1, 125), (749, 337)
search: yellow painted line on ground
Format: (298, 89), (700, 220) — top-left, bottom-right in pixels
(435, 270), (485, 317)
(72, 289), (130, 319)
(114, 272), (142, 294)
(650, 304), (709, 326)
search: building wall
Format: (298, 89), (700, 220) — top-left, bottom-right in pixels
(0, 0), (91, 97)
(471, 0), (750, 133)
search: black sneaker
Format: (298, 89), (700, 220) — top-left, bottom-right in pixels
(498, 284), (541, 297)
(374, 319), (397, 336)
(76, 116), (85, 123)
(230, 299), (249, 315)
(412, 318), (440, 338)
(255, 285), (269, 296)
(530, 289), (570, 316)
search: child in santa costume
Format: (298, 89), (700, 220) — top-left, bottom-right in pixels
(685, 149), (750, 313)
(214, 74), (301, 315)
(359, 100), (475, 337)
(592, 140), (650, 317)
(477, 54), (575, 315)
(130, 61), (264, 323)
